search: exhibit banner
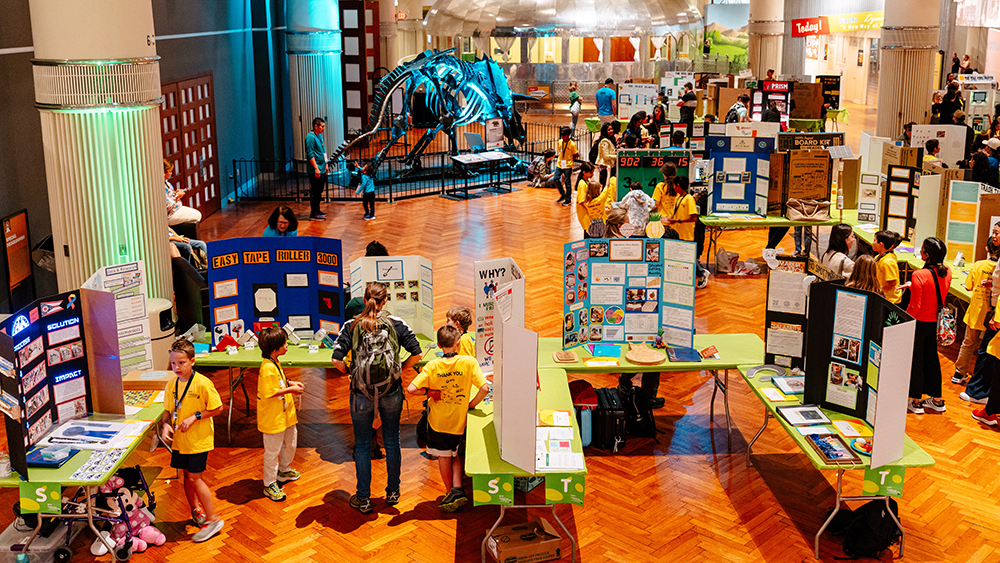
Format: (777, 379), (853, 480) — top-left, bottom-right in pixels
(562, 237), (695, 349)
(208, 237), (345, 344)
(776, 132), (845, 152)
(705, 136), (774, 215)
(82, 261), (153, 375)
(473, 257), (523, 372)
(350, 255), (433, 337)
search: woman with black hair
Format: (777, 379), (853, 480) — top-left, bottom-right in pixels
(594, 121), (619, 186)
(263, 206), (298, 237)
(906, 237), (952, 415)
(820, 224), (855, 277)
(623, 111), (652, 148)
(971, 152), (998, 189)
(646, 104), (668, 144)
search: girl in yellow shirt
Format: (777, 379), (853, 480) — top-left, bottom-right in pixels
(575, 162), (616, 234)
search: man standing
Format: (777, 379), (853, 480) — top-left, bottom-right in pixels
(306, 117), (328, 221)
(596, 78), (617, 124)
(678, 83), (697, 124)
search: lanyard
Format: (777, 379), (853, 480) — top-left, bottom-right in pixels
(268, 358), (288, 411)
(876, 250), (894, 263)
(172, 376), (195, 425)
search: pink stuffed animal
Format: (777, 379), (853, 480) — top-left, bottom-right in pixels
(98, 476), (165, 552)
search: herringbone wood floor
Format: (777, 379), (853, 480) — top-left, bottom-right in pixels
(5, 103), (1000, 562)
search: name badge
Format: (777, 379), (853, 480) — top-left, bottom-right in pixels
(558, 160), (567, 169)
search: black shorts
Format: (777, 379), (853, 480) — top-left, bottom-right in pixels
(426, 427), (463, 457)
(171, 450), (209, 473)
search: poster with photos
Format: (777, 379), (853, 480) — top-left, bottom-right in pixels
(351, 255), (434, 338)
(562, 238), (696, 350)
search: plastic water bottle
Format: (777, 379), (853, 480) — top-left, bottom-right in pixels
(0, 449), (11, 478)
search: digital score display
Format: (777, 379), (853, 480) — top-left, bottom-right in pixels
(617, 149), (695, 199)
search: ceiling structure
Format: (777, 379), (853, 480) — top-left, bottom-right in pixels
(423, 0), (705, 37)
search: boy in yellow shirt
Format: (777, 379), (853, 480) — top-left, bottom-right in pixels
(663, 176), (708, 285)
(407, 326), (490, 512)
(555, 126), (579, 206)
(257, 327), (304, 502)
(161, 340), (224, 542)
(873, 230), (905, 304)
(446, 306), (476, 357)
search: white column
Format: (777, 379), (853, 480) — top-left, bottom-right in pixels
(378, 0), (398, 69)
(875, 0), (940, 137)
(28, 0), (172, 300)
(748, 0), (783, 78)
(286, 0), (345, 161)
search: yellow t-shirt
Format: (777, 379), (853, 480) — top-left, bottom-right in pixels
(876, 252), (901, 304)
(164, 372), (222, 455)
(458, 332), (476, 357)
(577, 181), (615, 231)
(257, 359), (298, 435)
(671, 193), (697, 241)
(652, 181), (676, 217)
(964, 259), (997, 330)
(410, 355), (488, 435)
(556, 139), (578, 169)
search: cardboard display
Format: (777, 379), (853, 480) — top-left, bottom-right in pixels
(350, 254), (433, 337)
(776, 132), (845, 152)
(81, 261), (154, 375)
(958, 77), (997, 133)
(880, 144), (923, 177)
(840, 157), (861, 209)
(657, 121), (716, 157)
(561, 238), (696, 349)
(717, 87), (752, 123)
(924, 162), (969, 240)
(789, 81), (824, 119)
(767, 150), (833, 216)
(804, 283), (915, 466)
(616, 149), (693, 199)
(910, 125), (969, 168)
(208, 237), (346, 345)
(913, 174), (943, 250)
(473, 257), (523, 372)
(0, 289), (123, 479)
(705, 136), (775, 215)
(882, 165), (920, 241)
(859, 131), (890, 175)
(660, 72), (695, 121)
(944, 181), (1000, 262)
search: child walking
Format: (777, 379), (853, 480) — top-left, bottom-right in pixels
(258, 327), (305, 502)
(446, 306), (476, 357)
(161, 340), (224, 542)
(357, 162), (377, 220)
(407, 326), (490, 512)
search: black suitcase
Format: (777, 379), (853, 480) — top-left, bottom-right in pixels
(593, 388), (626, 452)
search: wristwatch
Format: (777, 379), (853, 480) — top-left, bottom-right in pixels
(195, 411), (202, 420)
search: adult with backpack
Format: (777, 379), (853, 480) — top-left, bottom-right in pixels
(725, 94), (750, 123)
(332, 282), (423, 514)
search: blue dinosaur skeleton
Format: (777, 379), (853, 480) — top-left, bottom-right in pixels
(329, 48), (530, 173)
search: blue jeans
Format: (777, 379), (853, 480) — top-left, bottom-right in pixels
(172, 239), (207, 268)
(967, 326), (996, 399)
(555, 167), (573, 202)
(350, 385), (403, 499)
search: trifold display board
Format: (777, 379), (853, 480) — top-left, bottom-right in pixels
(764, 256), (840, 370)
(489, 277), (538, 474)
(350, 255), (433, 337)
(910, 125), (968, 168)
(617, 83), (659, 120)
(767, 150), (833, 215)
(657, 121), (724, 156)
(81, 261), (153, 375)
(804, 283), (915, 468)
(945, 181), (1000, 262)
(882, 165), (921, 242)
(616, 149), (693, 199)
(725, 122), (781, 139)
(660, 72), (695, 121)
(562, 238), (696, 349)
(0, 289), (123, 479)
(816, 75), (841, 109)
(474, 258), (523, 373)
(857, 172), (882, 223)
(750, 81), (792, 124)
(705, 136), (775, 215)
(207, 237), (345, 343)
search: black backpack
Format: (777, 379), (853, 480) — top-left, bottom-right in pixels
(725, 102), (743, 123)
(349, 313), (402, 401)
(835, 499), (902, 559)
(616, 374), (658, 439)
(588, 140), (601, 164)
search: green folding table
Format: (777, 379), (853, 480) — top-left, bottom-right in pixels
(466, 367), (586, 563)
(537, 334), (764, 448)
(738, 366), (934, 559)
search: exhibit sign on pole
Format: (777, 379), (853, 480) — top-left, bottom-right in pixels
(473, 257), (523, 373)
(350, 255), (434, 337)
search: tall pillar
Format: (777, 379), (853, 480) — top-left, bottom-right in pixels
(28, 0), (172, 300)
(875, 0), (939, 138)
(378, 0), (398, 70)
(748, 0), (783, 78)
(287, 0), (345, 161)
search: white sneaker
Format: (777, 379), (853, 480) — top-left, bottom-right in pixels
(960, 391), (988, 405)
(923, 398), (947, 413)
(193, 519), (224, 543)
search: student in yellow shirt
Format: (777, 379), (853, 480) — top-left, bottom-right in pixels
(956, 226), (1000, 385)
(257, 327), (304, 502)
(446, 306), (475, 357)
(407, 326), (490, 512)
(555, 126), (579, 206)
(575, 162), (615, 234)
(873, 230), (906, 304)
(161, 339), (224, 543)
(651, 162), (677, 217)
(662, 176), (708, 284)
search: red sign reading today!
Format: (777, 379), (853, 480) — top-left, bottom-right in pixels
(792, 17), (828, 37)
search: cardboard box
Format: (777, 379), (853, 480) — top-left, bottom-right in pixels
(880, 144), (923, 177)
(768, 150), (833, 215)
(123, 369), (175, 391)
(487, 517), (562, 563)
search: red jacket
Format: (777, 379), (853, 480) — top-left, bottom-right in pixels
(907, 267), (952, 322)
